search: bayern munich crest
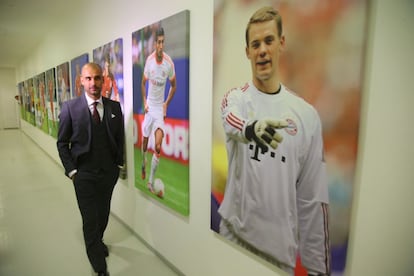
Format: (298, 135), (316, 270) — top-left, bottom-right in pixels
(284, 118), (298, 136)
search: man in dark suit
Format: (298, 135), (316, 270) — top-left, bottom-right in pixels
(57, 62), (124, 276)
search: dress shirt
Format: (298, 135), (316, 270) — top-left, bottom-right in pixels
(85, 93), (103, 119)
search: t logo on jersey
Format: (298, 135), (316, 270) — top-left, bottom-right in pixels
(249, 143), (267, 161)
(249, 143), (286, 163)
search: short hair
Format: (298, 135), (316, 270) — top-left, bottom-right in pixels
(155, 27), (165, 40)
(245, 6), (283, 46)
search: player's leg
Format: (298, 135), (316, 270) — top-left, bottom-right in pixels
(141, 136), (149, 180)
(148, 128), (164, 189)
(141, 114), (152, 180)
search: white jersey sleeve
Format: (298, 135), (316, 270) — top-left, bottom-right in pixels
(220, 85), (252, 144)
(296, 110), (331, 274)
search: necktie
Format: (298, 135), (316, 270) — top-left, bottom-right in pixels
(92, 102), (100, 123)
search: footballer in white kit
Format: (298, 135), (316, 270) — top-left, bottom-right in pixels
(142, 51), (176, 138)
(141, 29), (176, 195)
(219, 82), (330, 274)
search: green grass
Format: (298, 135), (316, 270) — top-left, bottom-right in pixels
(40, 112), (49, 134)
(134, 148), (189, 216)
(48, 119), (58, 138)
(26, 112), (35, 125)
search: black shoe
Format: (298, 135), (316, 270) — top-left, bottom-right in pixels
(103, 243), (109, 257)
(97, 271), (109, 276)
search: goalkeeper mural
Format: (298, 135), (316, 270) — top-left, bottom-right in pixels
(212, 0), (369, 273)
(217, 6), (330, 275)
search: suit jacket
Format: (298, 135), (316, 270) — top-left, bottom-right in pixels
(57, 94), (124, 177)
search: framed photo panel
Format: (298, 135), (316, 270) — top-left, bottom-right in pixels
(24, 78), (35, 126)
(17, 82), (25, 121)
(93, 38), (127, 179)
(93, 39), (124, 107)
(211, 1), (369, 275)
(45, 68), (58, 137)
(71, 53), (89, 99)
(33, 72), (48, 133)
(56, 62), (71, 110)
(132, 10), (190, 216)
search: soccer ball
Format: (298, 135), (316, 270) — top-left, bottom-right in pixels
(153, 178), (165, 198)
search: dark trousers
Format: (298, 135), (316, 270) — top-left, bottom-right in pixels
(73, 167), (119, 272)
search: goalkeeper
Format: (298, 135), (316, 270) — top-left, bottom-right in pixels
(218, 6), (330, 276)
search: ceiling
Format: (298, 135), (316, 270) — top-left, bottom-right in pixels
(0, 0), (78, 68)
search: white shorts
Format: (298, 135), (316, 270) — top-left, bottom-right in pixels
(142, 105), (164, 138)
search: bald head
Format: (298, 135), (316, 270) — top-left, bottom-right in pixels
(82, 62), (102, 76)
(81, 62), (103, 100)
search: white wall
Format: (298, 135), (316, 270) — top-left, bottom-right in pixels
(346, 1), (414, 275)
(0, 68), (20, 129)
(15, 0), (414, 275)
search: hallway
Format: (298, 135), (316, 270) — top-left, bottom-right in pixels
(0, 129), (179, 276)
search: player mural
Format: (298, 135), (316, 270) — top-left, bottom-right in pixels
(22, 80), (30, 123)
(45, 68), (58, 138)
(211, 1), (369, 275)
(34, 72), (49, 134)
(56, 62), (71, 110)
(132, 10), (190, 216)
(24, 78), (36, 126)
(17, 82), (26, 121)
(71, 53), (89, 99)
(93, 40), (123, 105)
(93, 38), (126, 179)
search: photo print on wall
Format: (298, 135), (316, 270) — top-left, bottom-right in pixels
(33, 72), (48, 133)
(93, 39), (124, 106)
(211, 1), (369, 275)
(93, 38), (127, 179)
(17, 82), (26, 121)
(132, 10), (190, 216)
(71, 53), (89, 99)
(56, 62), (71, 111)
(45, 68), (58, 138)
(24, 78), (35, 126)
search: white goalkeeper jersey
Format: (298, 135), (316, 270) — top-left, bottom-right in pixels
(219, 82), (330, 274)
(143, 51), (175, 107)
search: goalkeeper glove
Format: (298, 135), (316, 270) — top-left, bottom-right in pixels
(245, 119), (288, 150)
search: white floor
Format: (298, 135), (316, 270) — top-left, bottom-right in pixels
(0, 129), (180, 276)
